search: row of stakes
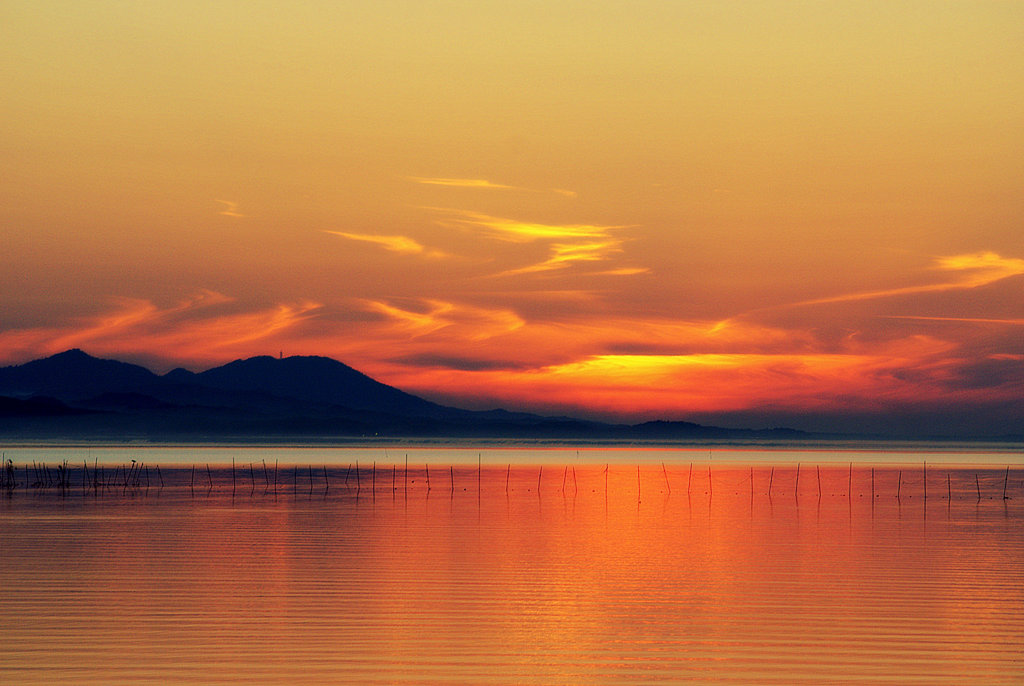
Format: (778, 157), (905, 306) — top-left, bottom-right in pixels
(1, 456), (1017, 502)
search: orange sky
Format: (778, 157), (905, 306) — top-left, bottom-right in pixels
(2, 2), (1022, 434)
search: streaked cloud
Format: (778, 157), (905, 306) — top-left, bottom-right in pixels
(409, 177), (517, 190)
(324, 230), (447, 258)
(361, 298), (525, 341)
(431, 207), (623, 242)
(796, 251), (1024, 307)
(215, 200), (245, 218)
(0, 294), (321, 369)
(410, 177), (577, 197)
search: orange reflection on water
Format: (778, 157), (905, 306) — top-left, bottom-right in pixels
(1, 464), (1022, 684)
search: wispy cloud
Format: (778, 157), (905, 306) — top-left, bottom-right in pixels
(361, 298), (524, 341)
(430, 208), (622, 242)
(215, 199), (245, 218)
(409, 177), (518, 190)
(426, 207), (640, 275)
(324, 230), (448, 258)
(410, 177), (577, 197)
(797, 251), (1024, 306)
(0, 292), (321, 368)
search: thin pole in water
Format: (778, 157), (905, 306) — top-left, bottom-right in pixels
(1003, 466), (1009, 500)
(191, 464), (195, 492)
(249, 462), (255, 494)
(372, 461), (376, 492)
(976, 473), (981, 500)
(816, 465), (821, 499)
(849, 462), (853, 498)
(637, 464), (641, 503)
(206, 464), (213, 489)
(355, 461), (360, 492)
(662, 462), (671, 495)
(871, 467), (875, 499)
(232, 458), (236, 495)
(451, 465), (455, 493)
(537, 466), (542, 493)
(947, 472), (951, 500)
(768, 466), (774, 497)
(688, 463), (693, 495)
(897, 470), (902, 500)
(572, 466), (578, 496)
(750, 466), (754, 499)
(324, 465), (330, 492)
(708, 464), (713, 498)
(795, 463), (800, 498)
(426, 463), (431, 492)
(505, 464), (510, 494)
(561, 466), (567, 495)
(478, 453), (482, 494)
(923, 462), (927, 502)
(604, 464), (609, 498)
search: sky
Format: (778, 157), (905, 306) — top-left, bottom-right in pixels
(2, 1), (1022, 436)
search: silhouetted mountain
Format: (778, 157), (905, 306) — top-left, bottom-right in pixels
(190, 355), (452, 418)
(0, 349), (159, 401)
(0, 395), (91, 417)
(0, 350), (823, 441)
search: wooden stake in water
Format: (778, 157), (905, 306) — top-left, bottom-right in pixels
(751, 466), (755, 499)
(816, 465), (821, 499)
(975, 473), (981, 500)
(708, 465), (713, 497)
(897, 470), (902, 500)
(478, 453), (482, 494)
(688, 463), (693, 495)
(572, 466), (578, 496)
(355, 461), (360, 492)
(1003, 466), (1010, 500)
(426, 464), (431, 492)
(662, 462), (671, 495)
(324, 465), (329, 492)
(537, 466), (542, 493)
(505, 464), (510, 494)
(191, 464), (195, 492)
(637, 465), (641, 502)
(561, 466), (568, 495)
(451, 465), (455, 493)
(947, 472), (951, 500)
(768, 466), (774, 497)
(795, 463), (800, 498)
(923, 462), (927, 502)
(372, 461), (376, 492)
(232, 458), (236, 495)
(849, 462), (853, 498)
(871, 467), (875, 499)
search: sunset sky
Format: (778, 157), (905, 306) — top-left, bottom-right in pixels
(2, 2), (1022, 435)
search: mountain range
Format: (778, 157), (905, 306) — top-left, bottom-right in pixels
(0, 349), (819, 442)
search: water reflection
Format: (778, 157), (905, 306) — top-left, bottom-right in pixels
(1, 462), (1022, 684)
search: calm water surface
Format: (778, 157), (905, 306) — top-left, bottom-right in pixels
(2, 447), (1022, 684)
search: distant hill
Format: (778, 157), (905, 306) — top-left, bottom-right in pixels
(0, 349), (816, 442)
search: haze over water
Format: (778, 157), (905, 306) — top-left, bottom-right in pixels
(2, 447), (1022, 684)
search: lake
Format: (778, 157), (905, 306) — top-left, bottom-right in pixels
(2, 446), (1022, 684)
